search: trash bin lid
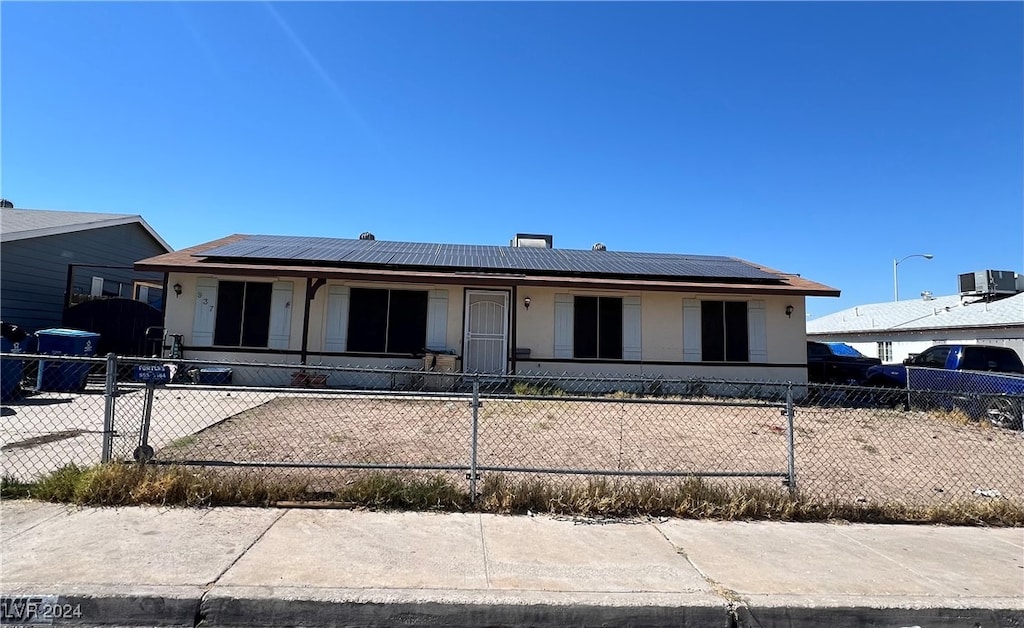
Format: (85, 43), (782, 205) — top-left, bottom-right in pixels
(35, 328), (101, 338)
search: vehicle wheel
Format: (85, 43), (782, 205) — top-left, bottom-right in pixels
(985, 397), (1023, 430)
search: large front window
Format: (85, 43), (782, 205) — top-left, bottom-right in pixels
(214, 281), (273, 347)
(573, 296), (623, 359)
(701, 301), (748, 362)
(347, 288), (428, 353)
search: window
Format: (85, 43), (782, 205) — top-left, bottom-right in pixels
(913, 346), (951, 368)
(573, 296), (622, 359)
(347, 288), (428, 353)
(701, 301), (748, 362)
(214, 281), (273, 347)
(877, 341), (893, 362)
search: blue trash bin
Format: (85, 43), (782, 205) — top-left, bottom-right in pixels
(36, 329), (101, 392)
(1, 336), (25, 402)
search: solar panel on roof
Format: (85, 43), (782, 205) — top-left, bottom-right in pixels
(197, 235), (780, 281)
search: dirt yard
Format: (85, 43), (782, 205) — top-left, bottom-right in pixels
(160, 394), (1024, 506)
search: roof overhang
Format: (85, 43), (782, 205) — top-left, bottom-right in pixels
(2, 214), (173, 252)
(136, 234), (840, 297)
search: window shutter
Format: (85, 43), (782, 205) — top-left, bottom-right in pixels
(748, 300), (767, 363)
(622, 296), (642, 360)
(554, 294), (574, 359)
(324, 285), (350, 352)
(683, 299), (701, 362)
(268, 281), (293, 350)
(192, 278), (218, 347)
(426, 289), (449, 351)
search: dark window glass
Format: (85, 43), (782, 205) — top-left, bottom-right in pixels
(701, 301), (749, 362)
(573, 296), (622, 359)
(701, 301), (725, 361)
(920, 347), (951, 368)
(214, 281), (273, 348)
(992, 349), (1024, 373)
(725, 301), (749, 362)
(807, 343), (830, 359)
(387, 290), (428, 353)
(241, 282), (272, 347)
(347, 288), (389, 352)
(214, 281), (245, 346)
(960, 347), (986, 371)
(574, 296), (598, 359)
(598, 297), (623, 359)
(346, 288), (429, 354)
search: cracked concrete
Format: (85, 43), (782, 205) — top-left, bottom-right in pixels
(1, 501), (1020, 627)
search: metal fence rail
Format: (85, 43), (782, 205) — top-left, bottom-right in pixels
(2, 352), (1021, 507)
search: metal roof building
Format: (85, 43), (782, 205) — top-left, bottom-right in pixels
(807, 290), (1024, 362)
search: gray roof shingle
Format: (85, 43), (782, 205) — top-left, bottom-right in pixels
(0, 208), (171, 251)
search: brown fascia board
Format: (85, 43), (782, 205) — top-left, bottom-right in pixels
(136, 234), (841, 297)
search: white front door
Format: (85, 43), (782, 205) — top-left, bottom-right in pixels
(464, 291), (509, 375)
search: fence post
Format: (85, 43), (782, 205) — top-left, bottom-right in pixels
(905, 366), (913, 411)
(469, 376), (480, 502)
(785, 382), (796, 492)
(101, 353), (118, 463)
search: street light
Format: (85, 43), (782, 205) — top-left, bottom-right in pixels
(893, 254), (934, 301)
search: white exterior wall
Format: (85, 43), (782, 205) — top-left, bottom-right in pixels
(814, 327), (1024, 363)
(164, 272), (810, 384)
(515, 286), (807, 381)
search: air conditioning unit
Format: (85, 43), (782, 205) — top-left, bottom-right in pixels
(958, 270), (1019, 296)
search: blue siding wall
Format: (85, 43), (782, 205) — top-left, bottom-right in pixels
(1, 223), (168, 332)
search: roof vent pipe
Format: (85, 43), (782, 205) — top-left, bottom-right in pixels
(592, 243), (607, 251)
(359, 232), (375, 241)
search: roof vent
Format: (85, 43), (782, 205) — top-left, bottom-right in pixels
(0, 199), (13, 208)
(510, 233), (553, 248)
(359, 232), (375, 241)
(592, 242), (607, 251)
(920, 291), (934, 301)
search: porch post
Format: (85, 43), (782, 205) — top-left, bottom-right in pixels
(300, 277), (327, 366)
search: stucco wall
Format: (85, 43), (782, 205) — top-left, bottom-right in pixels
(515, 286), (806, 364)
(164, 272), (810, 382)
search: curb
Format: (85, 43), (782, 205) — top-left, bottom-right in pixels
(200, 596), (731, 628)
(0, 589), (202, 627)
(734, 604), (1024, 628)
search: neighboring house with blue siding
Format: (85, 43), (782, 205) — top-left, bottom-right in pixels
(1, 207), (172, 332)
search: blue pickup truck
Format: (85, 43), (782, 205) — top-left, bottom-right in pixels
(865, 344), (1024, 429)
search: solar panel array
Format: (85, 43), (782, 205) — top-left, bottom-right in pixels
(197, 235), (780, 281)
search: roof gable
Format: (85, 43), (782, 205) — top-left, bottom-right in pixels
(0, 208), (172, 252)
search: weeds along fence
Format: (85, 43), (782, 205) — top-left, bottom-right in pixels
(2, 352), (1022, 508)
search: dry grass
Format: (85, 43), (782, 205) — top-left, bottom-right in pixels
(156, 395), (1024, 508)
(17, 464), (1024, 526)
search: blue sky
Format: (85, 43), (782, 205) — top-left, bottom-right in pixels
(2, 2), (1021, 317)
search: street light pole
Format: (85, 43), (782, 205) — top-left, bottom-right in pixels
(893, 254), (934, 301)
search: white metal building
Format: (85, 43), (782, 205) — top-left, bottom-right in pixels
(807, 279), (1024, 364)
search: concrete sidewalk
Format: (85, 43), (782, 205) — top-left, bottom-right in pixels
(1, 501), (1021, 628)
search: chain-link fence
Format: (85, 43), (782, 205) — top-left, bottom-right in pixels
(3, 353), (1022, 507)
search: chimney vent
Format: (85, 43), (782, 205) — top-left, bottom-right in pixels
(359, 232), (375, 241)
(592, 242), (607, 251)
(510, 233), (553, 248)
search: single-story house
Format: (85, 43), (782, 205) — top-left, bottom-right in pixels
(807, 274), (1024, 363)
(1, 207), (172, 333)
(135, 232), (839, 386)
